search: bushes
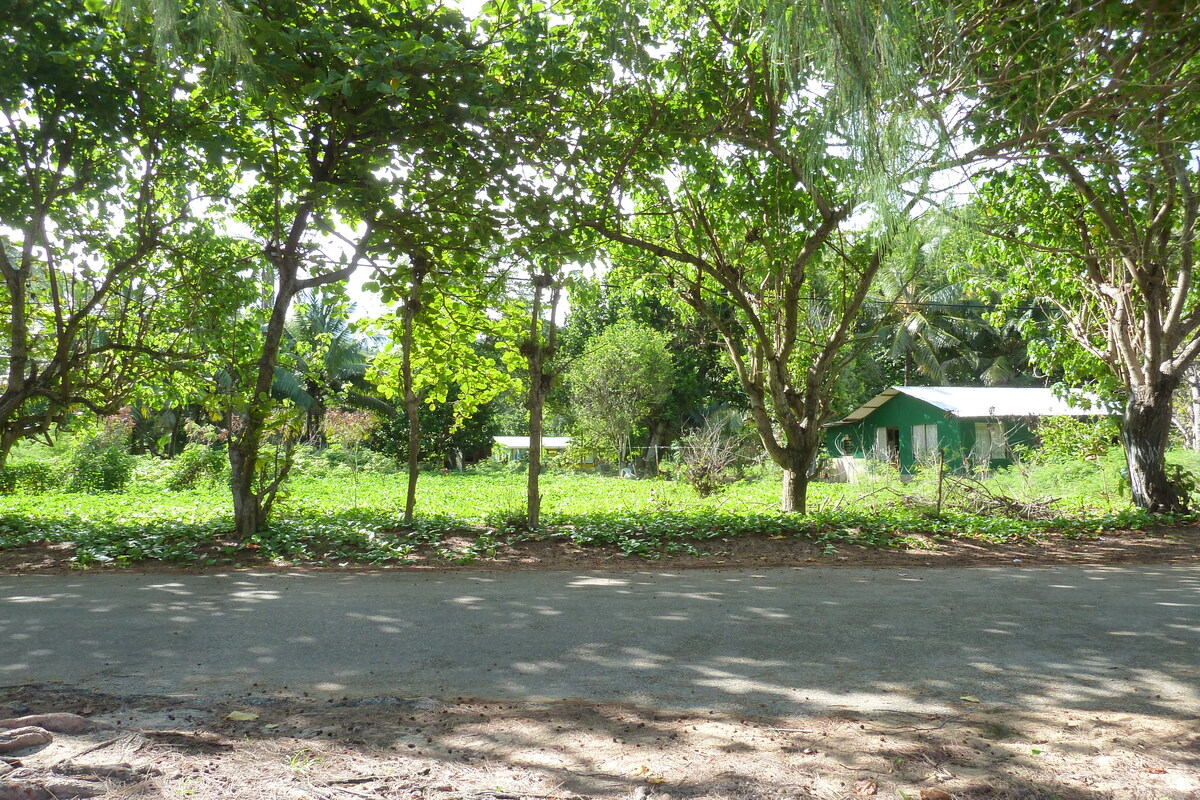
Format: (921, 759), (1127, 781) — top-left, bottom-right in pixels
(68, 415), (136, 493)
(0, 463), (56, 495)
(1027, 416), (1120, 463)
(676, 411), (759, 497)
(167, 444), (228, 490)
(69, 434), (135, 493)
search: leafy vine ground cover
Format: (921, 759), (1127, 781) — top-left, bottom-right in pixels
(1, 454), (1192, 570)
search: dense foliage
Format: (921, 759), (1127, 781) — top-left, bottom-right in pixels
(2, 0), (1199, 540)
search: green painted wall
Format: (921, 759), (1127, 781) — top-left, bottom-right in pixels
(824, 392), (1036, 473)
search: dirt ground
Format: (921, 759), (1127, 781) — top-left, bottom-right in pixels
(1, 683), (1197, 800)
(2, 530), (1199, 799)
(1, 525), (1199, 575)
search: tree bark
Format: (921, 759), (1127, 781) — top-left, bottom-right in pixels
(230, 282), (296, 537)
(526, 366), (544, 527)
(400, 254), (429, 527)
(781, 453), (809, 514)
(644, 419), (669, 476)
(525, 272), (560, 530)
(1189, 369), (1200, 452)
(1123, 381), (1186, 513)
(304, 381), (325, 447)
(403, 387), (420, 525)
(0, 429), (20, 471)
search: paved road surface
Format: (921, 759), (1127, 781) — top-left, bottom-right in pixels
(2, 566), (1197, 718)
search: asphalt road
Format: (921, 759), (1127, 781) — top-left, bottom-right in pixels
(2, 566), (1197, 718)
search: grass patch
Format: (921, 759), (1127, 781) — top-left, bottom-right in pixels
(0, 446), (1193, 568)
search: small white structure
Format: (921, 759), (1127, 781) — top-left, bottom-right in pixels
(492, 436), (573, 463)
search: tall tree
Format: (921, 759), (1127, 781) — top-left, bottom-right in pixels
(521, 266), (563, 528)
(0, 0), (248, 467)
(958, 0), (1200, 511)
(278, 292), (377, 445)
(474, 0), (613, 527)
(570, 0), (940, 512)
(219, 0), (486, 535)
(356, 1), (533, 525)
(868, 216), (1030, 389)
(872, 248), (978, 387)
(369, 254), (517, 525)
(559, 276), (744, 471)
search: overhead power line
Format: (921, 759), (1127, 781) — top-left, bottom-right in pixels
(423, 267), (1048, 315)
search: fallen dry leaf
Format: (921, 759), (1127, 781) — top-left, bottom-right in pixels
(853, 777), (878, 796)
(1146, 767), (1167, 774)
(919, 789), (953, 800)
(225, 711), (259, 722)
(958, 695), (981, 703)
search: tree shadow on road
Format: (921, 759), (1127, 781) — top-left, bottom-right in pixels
(1, 565), (1199, 797)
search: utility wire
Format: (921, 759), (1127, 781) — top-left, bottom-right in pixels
(426, 267), (1048, 314)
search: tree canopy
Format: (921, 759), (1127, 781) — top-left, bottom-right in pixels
(4, 0), (1200, 526)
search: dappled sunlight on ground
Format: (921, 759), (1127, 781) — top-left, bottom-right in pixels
(1, 684), (1197, 799)
(1, 567), (1198, 722)
(1, 566), (1198, 797)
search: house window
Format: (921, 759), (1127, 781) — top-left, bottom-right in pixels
(874, 427), (900, 462)
(912, 423), (939, 460)
(974, 422), (1007, 460)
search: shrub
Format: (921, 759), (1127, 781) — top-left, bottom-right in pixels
(12, 462), (56, 494)
(677, 411), (758, 497)
(69, 415), (135, 493)
(1028, 416), (1119, 463)
(167, 444), (228, 491)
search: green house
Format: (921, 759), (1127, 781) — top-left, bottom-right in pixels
(824, 386), (1110, 475)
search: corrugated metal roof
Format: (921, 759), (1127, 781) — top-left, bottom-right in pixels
(833, 386), (1111, 425)
(493, 436), (573, 449)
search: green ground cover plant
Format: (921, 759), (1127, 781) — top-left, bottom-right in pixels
(0, 440), (1190, 569)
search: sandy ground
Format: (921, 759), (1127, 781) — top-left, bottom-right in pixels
(1, 683), (1198, 800)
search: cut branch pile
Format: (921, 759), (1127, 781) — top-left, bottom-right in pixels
(942, 476), (1060, 521)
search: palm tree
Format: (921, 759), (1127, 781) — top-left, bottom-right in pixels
(276, 293), (391, 446)
(872, 227), (1033, 387)
(872, 241), (984, 385)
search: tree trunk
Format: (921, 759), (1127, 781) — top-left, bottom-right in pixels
(1123, 382), (1186, 513)
(781, 459), (808, 514)
(527, 368), (544, 527)
(644, 419), (669, 476)
(0, 266), (33, 468)
(305, 382), (324, 447)
(1189, 370), (1200, 452)
(231, 490), (264, 538)
(0, 429), (20, 471)
(168, 407), (182, 457)
(400, 261), (426, 527)
(526, 278), (546, 530)
(230, 282), (296, 538)
(525, 272), (560, 530)
(403, 388), (420, 525)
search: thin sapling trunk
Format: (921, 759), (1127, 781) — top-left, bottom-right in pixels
(524, 272), (560, 530)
